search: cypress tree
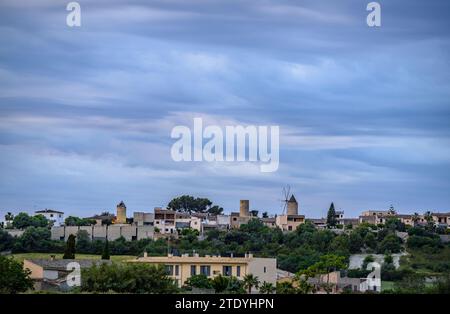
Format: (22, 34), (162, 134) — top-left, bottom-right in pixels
(326, 202), (337, 228)
(101, 240), (110, 260)
(63, 234), (76, 259)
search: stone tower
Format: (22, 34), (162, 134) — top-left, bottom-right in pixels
(239, 200), (250, 217)
(287, 195), (298, 216)
(116, 201), (127, 224)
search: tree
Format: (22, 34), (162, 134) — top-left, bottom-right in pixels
(388, 204), (396, 215)
(326, 203), (337, 228)
(13, 227), (52, 252)
(65, 216), (95, 226)
(259, 281), (276, 294)
(12, 213), (49, 229)
(305, 254), (347, 294)
(377, 234), (402, 254)
(225, 277), (245, 293)
(101, 240), (110, 260)
(63, 234), (76, 259)
(75, 230), (91, 252)
(208, 205), (223, 215)
(362, 255), (375, 270)
(243, 274), (260, 294)
(81, 263), (178, 293)
(184, 274), (212, 289)
(168, 195), (209, 213)
(4, 212), (14, 228)
(349, 232), (364, 253)
(33, 214), (50, 228)
(364, 232), (377, 251)
(412, 212), (420, 226)
(262, 212), (269, 218)
(0, 229), (14, 252)
(0, 255), (34, 293)
(423, 211), (435, 231)
(167, 195), (224, 214)
(276, 281), (296, 294)
(211, 274), (230, 293)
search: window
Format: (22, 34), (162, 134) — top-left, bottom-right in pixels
(236, 266), (241, 277)
(191, 265), (197, 276)
(200, 265), (210, 276)
(288, 226), (292, 231)
(175, 265), (179, 276)
(165, 265), (174, 276)
(223, 266), (232, 276)
(263, 266), (266, 273)
(50, 214), (54, 217)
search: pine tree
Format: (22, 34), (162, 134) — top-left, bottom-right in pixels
(326, 202), (337, 228)
(63, 234), (76, 259)
(101, 240), (110, 260)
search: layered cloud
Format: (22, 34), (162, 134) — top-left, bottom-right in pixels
(0, 0), (449, 217)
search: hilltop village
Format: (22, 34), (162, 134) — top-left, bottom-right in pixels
(1, 195), (450, 294)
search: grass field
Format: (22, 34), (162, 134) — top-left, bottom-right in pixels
(381, 281), (395, 291)
(11, 253), (136, 263)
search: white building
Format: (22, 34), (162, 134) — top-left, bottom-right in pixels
(35, 209), (64, 226)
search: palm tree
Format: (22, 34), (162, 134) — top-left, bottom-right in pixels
(243, 274), (260, 294)
(259, 281), (275, 294)
(424, 211), (433, 223)
(412, 212), (420, 226)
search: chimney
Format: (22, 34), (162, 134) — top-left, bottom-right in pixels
(143, 252), (148, 258)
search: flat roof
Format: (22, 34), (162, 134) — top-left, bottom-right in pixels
(128, 255), (275, 264)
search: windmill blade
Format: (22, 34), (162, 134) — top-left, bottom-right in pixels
(282, 202), (287, 215)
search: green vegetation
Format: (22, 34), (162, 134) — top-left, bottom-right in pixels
(101, 239), (110, 260)
(0, 255), (34, 294)
(326, 202), (337, 228)
(64, 216), (96, 226)
(12, 213), (50, 229)
(168, 195), (223, 215)
(80, 262), (179, 293)
(242, 274), (259, 293)
(63, 234), (76, 259)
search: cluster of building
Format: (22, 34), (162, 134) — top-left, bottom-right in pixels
(3, 195), (448, 243)
(10, 196), (449, 294)
(43, 196), (307, 241)
(1, 193), (448, 246)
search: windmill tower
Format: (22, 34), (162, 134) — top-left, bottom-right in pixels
(280, 185), (299, 216)
(287, 195), (299, 215)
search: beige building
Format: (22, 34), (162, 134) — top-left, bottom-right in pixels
(276, 195), (305, 231)
(116, 201), (127, 224)
(129, 253), (276, 292)
(230, 200), (255, 229)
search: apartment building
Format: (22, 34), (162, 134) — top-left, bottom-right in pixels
(129, 253), (277, 292)
(35, 209), (64, 226)
(359, 210), (397, 225)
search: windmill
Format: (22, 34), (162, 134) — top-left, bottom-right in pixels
(279, 185), (292, 215)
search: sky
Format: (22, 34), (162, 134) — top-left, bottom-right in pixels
(0, 0), (449, 219)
